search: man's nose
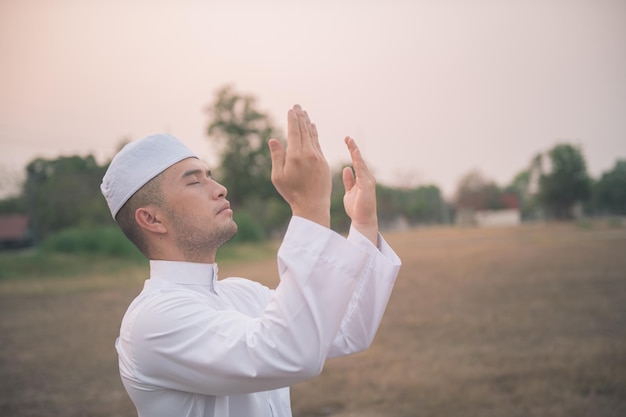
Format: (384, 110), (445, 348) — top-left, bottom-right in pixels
(211, 180), (227, 199)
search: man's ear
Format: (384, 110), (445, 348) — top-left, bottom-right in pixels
(135, 206), (168, 234)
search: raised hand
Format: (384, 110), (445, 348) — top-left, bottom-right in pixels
(268, 105), (332, 228)
(342, 137), (379, 245)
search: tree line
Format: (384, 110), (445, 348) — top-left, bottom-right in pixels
(0, 85), (624, 246)
(455, 143), (626, 220)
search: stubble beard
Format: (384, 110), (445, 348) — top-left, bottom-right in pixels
(169, 211), (238, 262)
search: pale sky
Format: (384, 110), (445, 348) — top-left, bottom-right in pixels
(1, 0), (625, 199)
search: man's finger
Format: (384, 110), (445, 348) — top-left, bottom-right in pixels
(296, 106), (311, 148)
(303, 111), (314, 138)
(268, 138), (285, 181)
(287, 107), (302, 149)
(345, 136), (373, 179)
(346, 136), (376, 186)
(311, 123), (322, 154)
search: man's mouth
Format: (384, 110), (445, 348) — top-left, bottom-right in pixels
(217, 202), (232, 215)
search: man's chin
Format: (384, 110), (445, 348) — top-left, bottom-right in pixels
(220, 223), (238, 246)
(229, 224), (238, 241)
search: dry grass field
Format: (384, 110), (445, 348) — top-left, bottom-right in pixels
(1, 221), (625, 417)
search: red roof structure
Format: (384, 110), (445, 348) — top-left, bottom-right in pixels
(501, 192), (519, 209)
(0, 214), (31, 247)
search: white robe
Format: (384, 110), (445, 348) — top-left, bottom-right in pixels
(116, 216), (402, 417)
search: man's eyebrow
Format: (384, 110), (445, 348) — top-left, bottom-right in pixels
(181, 168), (212, 179)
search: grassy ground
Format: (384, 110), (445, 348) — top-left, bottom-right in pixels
(1, 221), (625, 416)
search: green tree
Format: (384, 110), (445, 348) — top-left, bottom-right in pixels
(507, 169), (530, 196)
(24, 155), (112, 242)
(207, 85), (281, 208)
(539, 143), (591, 219)
(330, 169), (351, 233)
(364, 182), (445, 230)
(206, 85), (290, 238)
(505, 169), (541, 220)
(404, 185), (445, 224)
(0, 196), (26, 214)
(593, 159), (626, 215)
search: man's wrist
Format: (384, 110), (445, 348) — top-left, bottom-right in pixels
(292, 207), (331, 228)
(351, 221), (379, 247)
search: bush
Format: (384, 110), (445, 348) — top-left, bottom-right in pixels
(230, 210), (265, 243)
(40, 226), (144, 260)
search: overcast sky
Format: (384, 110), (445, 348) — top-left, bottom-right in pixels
(1, 0), (625, 198)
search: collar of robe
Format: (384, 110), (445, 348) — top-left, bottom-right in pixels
(148, 260), (219, 294)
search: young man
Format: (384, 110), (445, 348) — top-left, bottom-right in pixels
(101, 105), (401, 417)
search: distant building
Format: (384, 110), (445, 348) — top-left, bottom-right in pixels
(475, 209), (521, 227)
(455, 192), (521, 227)
(0, 214), (32, 249)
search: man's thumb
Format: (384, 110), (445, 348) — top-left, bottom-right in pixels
(342, 166), (355, 192)
(268, 139), (285, 177)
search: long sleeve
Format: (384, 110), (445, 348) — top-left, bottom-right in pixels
(326, 225), (401, 358)
(117, 217), (371, 399)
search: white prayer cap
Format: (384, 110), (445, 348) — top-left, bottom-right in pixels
(101, 133), (197, 219)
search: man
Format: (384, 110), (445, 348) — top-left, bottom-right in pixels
(101, 104), (401, 417)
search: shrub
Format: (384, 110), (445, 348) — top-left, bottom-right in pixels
(41, 226), (144, 260)
(230, 210), (265, 243)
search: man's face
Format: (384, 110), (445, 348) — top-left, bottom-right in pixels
(159, 157), (237, 258)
